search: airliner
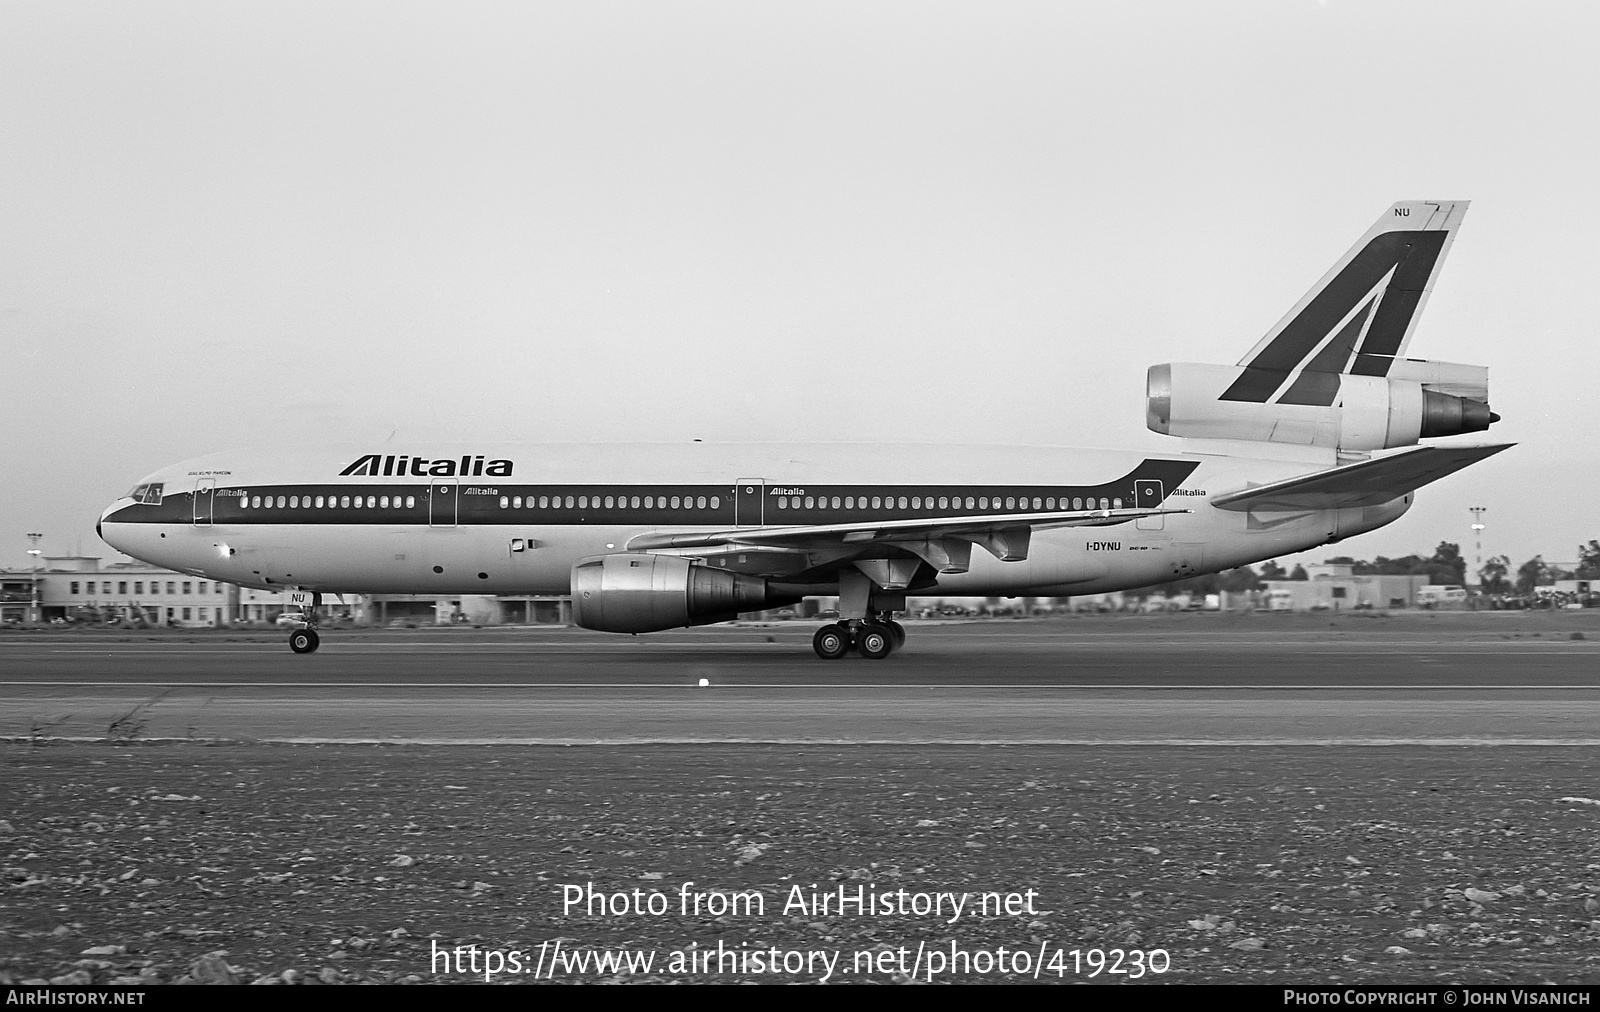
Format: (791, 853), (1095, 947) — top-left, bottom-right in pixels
(98, 201), (1509, 658)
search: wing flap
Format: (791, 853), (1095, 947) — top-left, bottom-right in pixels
(1210, 443), (1512, 512)
(624, 506), (1189, 553)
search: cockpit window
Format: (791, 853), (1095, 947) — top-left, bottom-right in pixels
(137, 483), (163, 504)
(129, 484), (148, 500)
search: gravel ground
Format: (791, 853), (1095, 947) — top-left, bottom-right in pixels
(3, 743), (1599, 984)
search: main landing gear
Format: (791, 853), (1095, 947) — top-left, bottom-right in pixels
(288, 592), (322, 654)
(812, 616), (906, 660)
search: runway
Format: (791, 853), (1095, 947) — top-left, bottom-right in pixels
(3, 612), (1597, 745)
(7, 614), (1600, 986)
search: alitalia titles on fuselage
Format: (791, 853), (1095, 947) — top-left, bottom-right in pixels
(339, 454), (514, 478)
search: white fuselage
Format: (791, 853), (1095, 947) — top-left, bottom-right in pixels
(98, 441), (1408, 600)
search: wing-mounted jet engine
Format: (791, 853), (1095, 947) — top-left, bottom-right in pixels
(1146, 201), (1499, 452)
(570, 553), (800, 633)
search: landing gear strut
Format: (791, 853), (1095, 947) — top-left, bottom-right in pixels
(288, 592), (322, 654)
(811, 613), (904, 660)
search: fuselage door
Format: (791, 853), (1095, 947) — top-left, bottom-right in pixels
(735, 479), (765, 527)
(193, 478), (215, 526)
(1134, 479), (1164, 531)
(429, 481), (458, 527)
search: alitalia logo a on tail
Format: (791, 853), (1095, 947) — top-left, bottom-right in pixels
(340, 454), (514, 477)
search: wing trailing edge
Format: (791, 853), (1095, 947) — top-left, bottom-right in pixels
(1209, 444), (1512, 513)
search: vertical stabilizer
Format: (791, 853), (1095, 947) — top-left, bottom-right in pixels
(1223, 200), (1469, 404)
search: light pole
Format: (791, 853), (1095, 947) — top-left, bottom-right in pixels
(1468, 508), (1487, 591)
(25, 532), (43, 625)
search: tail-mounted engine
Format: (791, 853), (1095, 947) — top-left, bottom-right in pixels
(571, 553), (795, 634)
(1146, 359), (1498, 451)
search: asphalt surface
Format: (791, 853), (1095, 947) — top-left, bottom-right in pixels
(2, 611), (1597, 745)
(5, 613), (1600, 986)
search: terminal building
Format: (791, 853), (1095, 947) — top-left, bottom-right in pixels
(1, 556), (578, 627)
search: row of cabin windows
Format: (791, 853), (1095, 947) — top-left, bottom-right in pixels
(235, 491), (1124, 515)
(70, 580), (220, 595)
(774, 494), (1123, 512)
(242, 494), (417, 510)
(499, 494), (721, 510)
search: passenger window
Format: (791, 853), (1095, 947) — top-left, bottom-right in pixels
(604, 496), (614, 508)
(1100, 498), (1109, 509)
(1005, 496), (1015, 510)
(643, 496), (652, 508)
(828, 496), (838, 508)
(1072, 497), (1083, 509)
(979, 497), (989, 509)
(671, 496), (681, 509)
(845, 496), (854, 509)
(577, 496), (587, 509)
(512, 496), (521, 508)
(251, 496), (261, 508)
(710, 496), (720, 508)
(1113, 498), (1123, 509)
(938, 497), (948, 509)
(804, 496), (814, 509)
(777, 498), (787, 509)
(1046, 497), (1055, 509)
(696, 496), (707, 509)
(406, 496), (416, 508)
(499, 496), (508, 508)
(869, 496), (880, 509)
(1032, 497), (1041, 509)
(897, 496), (907, 509)
(632, 496), (641, 508)
(539, 496), (549, 508)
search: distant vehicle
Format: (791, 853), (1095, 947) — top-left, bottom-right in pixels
(1417, 585), (1468, 606)
(275, 611), (308, 626)
(1265, 589), (1295, 612)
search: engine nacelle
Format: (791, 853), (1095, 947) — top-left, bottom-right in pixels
(1146, 361), (1497, 451)
(571, 553), (790, 634)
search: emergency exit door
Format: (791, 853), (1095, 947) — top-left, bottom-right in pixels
(429, 481), (457, 527)
(735, 479), (765, 526)
(1134, 479), (1164, 530)
(193, 478), (215, 526)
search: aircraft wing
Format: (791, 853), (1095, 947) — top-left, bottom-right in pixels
(624, 506), (1188, 565)
(1209, 443), (1512, 513)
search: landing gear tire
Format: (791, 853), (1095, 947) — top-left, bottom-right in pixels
(855, 623), (894, 660)
(887, 621), (906, 650)
(812, 624), (852, 660)
(289, 628), (320, 654)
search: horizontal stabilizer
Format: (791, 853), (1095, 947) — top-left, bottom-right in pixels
(1209, 444), (1512, 513)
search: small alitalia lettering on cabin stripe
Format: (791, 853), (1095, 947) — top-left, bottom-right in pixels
(339, 454), (514, 477)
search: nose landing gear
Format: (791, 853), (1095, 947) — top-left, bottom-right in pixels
(811, 614), (905, 660)
(287, 591), (323, 654)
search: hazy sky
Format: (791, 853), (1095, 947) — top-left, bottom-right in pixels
(4, 1), (1597, 572)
